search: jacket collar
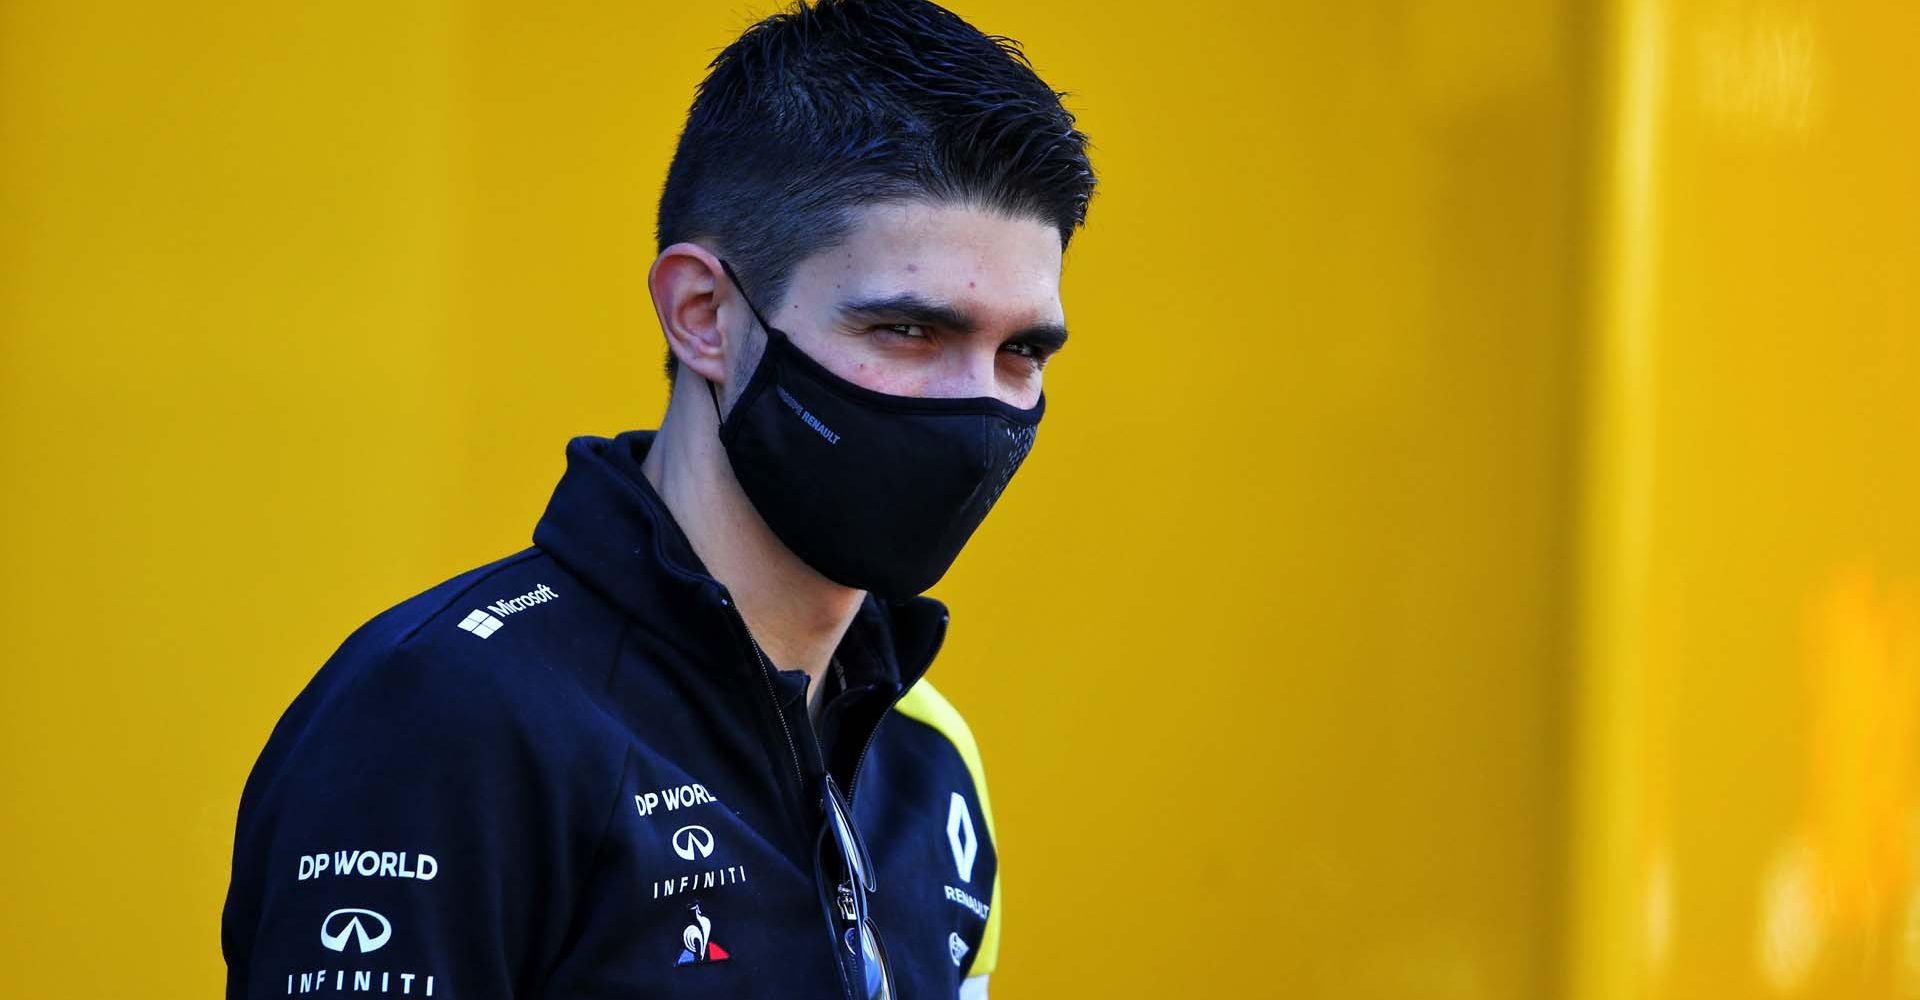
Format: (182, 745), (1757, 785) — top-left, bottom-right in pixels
(531, 430), (949, 695)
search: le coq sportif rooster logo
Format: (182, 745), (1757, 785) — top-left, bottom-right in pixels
(676, 902), (731, 965)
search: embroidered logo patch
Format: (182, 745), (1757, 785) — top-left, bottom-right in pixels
(676, 902), (731, 965)
(947, 792), (978, 882)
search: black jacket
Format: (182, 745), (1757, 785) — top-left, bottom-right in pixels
(223, 430), (1002, 999)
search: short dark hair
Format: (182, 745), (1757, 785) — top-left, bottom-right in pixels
(655, 0), (1096, 385)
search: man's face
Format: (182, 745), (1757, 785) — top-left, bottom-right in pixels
(741, 200), (1068, 411)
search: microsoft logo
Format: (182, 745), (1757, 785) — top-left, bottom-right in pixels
(453, 583), (557, 638)
(457, 609), (505, 639)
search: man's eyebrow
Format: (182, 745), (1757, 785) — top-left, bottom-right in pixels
(838, 293), (1070, 349)
(839, 293), (978, 333)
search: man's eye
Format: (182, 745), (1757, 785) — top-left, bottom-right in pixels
(1001, 341), (1052, 367)
(875, 324), (929, 339)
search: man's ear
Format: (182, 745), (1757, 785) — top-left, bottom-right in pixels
(649, 242), (733, 389)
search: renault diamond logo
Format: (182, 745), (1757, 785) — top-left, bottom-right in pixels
(947, 792), (977, 883)
(320, 908), (392, 954)
(671, 825), (716, 861)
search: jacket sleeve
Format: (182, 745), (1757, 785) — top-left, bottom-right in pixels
(223, 643), (623, 1000)
(893, 679), (1003, 981)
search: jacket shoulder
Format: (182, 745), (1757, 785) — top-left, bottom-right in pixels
(241, 548), (629, 814)
(892, 678), (1003, 977)
(224, 550), (633, 996)
(321, 547), (618, 705)
(894, 679), (989, 798)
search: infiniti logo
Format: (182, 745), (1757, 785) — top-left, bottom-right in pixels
(671, 825), (716, 861)
(320, 908), (393, 954)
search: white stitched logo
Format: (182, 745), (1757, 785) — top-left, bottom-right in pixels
(946, 792), (977, 883)
(671, 825), (716, 861)
(487, 583), (558, 618)
(676, 902), (732, 964)
(456, 609), (504, 638)
(319, 908), (392, 954)
(457, 583), (559, 638)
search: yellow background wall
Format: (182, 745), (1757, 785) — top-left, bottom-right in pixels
(0, 2), (1909, 998)
(1572, 1), (1920, 998)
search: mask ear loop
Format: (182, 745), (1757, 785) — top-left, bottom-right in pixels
(708, 258), (777, 430)
(718, 258), (780, 335)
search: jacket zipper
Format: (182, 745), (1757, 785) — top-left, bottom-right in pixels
(718, 595), (808, 790)
(845, 610), (950, 806)
(719, 595), (859, 1000)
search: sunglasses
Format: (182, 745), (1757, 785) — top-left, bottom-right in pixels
(818, 773), (895, 1000)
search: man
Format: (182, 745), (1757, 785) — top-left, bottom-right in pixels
(221, 1), (1094, 997)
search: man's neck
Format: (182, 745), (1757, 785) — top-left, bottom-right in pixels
(639, 380), (866, 722)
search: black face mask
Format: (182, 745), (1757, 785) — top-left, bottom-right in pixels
(707, 259), (1043, 600)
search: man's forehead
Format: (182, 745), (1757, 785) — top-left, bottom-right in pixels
(794, 200), (1064, 321)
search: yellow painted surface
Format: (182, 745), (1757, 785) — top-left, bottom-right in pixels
(1571, 1), (1920, 998)
(0, 1), (1908, 998)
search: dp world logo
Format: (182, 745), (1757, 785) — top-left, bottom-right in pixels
(320, 908), (392, 954)
(672, 825), (715, 861)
